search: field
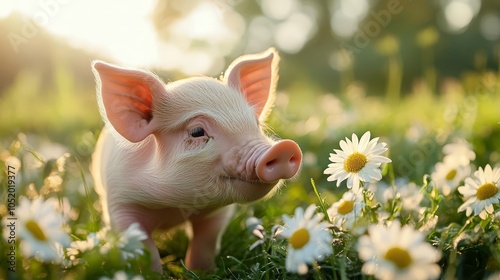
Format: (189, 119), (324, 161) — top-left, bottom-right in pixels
(1, 1), (500, 278)
(1, 60), (500, 279)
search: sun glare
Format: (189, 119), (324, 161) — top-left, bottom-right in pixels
(172, 2), (228, 41)
(1, 0), (159, 67)
(1, 0), (247, 74)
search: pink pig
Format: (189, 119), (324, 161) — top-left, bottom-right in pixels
(91, 48), (302, 272)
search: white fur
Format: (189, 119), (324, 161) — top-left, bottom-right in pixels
(90, 48), (292, 271)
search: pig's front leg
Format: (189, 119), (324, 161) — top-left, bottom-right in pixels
(185, 204), (236, 270)
(144, 236), (163, 272)
(111, 204), (188, 273)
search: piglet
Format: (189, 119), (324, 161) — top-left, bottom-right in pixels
(91, 48), (302, 272)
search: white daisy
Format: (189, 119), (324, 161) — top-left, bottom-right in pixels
(442, 138), (476, 166)
(67, 232), (100, 256)
(3, 197), (71, 262)
(368, 181), (395, 204)
(324, 131), (391, 192)
(99, 271), (144, 280)
(117, 223), (148, 260)
(358, 220), (442, 280)
(431, 160), (471, 196)
(397, 181), (424, 212)
(457, 164), (500, 219)
(280, 204), (333, 275)
(418, 212), (439, 233)
(327, 191), (365, 230)
(246, 216), (264, 234)
(245, 216), (265, 250)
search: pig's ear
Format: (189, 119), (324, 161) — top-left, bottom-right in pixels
(224, 48), (279, 121)
(92, 61), (165, 143)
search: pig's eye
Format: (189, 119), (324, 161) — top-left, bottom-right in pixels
(189, 127), (206, 138)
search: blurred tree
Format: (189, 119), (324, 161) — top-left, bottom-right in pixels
(150, 0), (500, 96)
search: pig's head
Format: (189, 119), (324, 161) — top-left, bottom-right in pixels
(92, 48), (302, 208)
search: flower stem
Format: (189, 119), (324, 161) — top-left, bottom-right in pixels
(311, 178), (329, 219)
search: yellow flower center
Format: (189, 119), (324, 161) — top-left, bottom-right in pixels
(289, 228), (310, 249)
(384, 246), (413, 269)
(476, 182), (498, 200)
(445, 169), (457, 180)
(337, 201), (354, 215)
(344, 152), (367, 173)
(25, 220), (47, 241)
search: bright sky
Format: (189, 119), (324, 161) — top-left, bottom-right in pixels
(0, 0), (251, 75)
(0, 0), (159, 67)
(4, 0), (493, 75)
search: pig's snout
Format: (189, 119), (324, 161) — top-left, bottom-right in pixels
(256, 140), (302, 183)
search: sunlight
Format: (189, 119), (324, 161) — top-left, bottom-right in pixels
(172, 2), (228, 41)
(0, 1), (21, 18)
(444, 1), (474, 32)
(160, 1), (245, 75)
(339, 0), (369, 19)
(442, 0), (481, 33)
(1, 0), (158, 67)
(330, 0), (369, 38)
(330, 10), (358, 38)
(261, 0), (297, 21)
(247, 16), (274, 53)
(275, 12), (315, 54)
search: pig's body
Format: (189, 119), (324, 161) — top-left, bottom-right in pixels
(93, 127), (235, 270)
(91, 49), (302, 272)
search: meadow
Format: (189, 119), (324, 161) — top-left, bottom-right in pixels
(1, 54), (500, 280)
(3, 0), (500, 277)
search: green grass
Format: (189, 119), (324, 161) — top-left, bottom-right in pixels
(1, 63), (500, 279)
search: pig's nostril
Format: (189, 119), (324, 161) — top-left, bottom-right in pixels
(290, 155), (299, 164)
(266, 159), (276, 167)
